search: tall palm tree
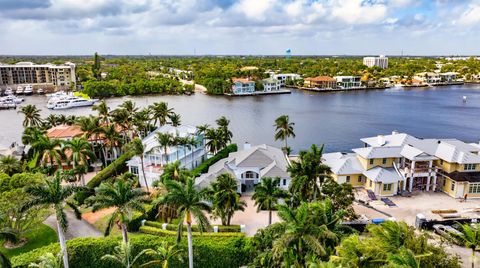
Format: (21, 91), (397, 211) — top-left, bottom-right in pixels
(0, 155), (22, 176)
(30, 136), (64, 168)
(452, 223), (480, 268)
(119, 100), (139, 115)
(22, 127), (46, 146)
(209, 173), (246, 226)
(133, 108), (151, 138)
(272, 200), (343, 266)
(124, 138), (149, 191)
(86, 178), (149, 243)
(215, 116), (232, 147)
(151, 102), (174, 127)
(112, 108), (134, 142)
(76, 115), (101, 141)
(92, 100), (110, 124)
(100, 124), (122, 164)
(159, 178), (211, 268)
(21, 173), (84, 268)
(205, 128), (223, 155)
(252, 177), (288, 225)
(155, 132), (174, 165)
(18, 104), (42, 127)
(65, 137), (96, 185)
(274, 115), (295, 153)
(169, 113), (182, 127)
(183, 136), (198, 169)
(288, 144), (331, 203)
(101, 241), (152, 268)
(45, 114), (59, 128)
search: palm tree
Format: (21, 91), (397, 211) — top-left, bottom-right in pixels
(100, 124), (122, 164)
(159, 161), (190, 183)
(18, 104), (42, 127)
(0, 155), (22, 175)
(124, 138), (149, 191)
(112, 108), (134, 142)
(209, 173), (246, 226)
(142, 241), (183, 268)
(22, 127), (46, 146)
(30, 136), (64, 168)
(101, 241), (152, 268)
(215, 116), (232, 147)
(387, 247), (429, 268)
(169, 113), (182, 127)
(151, 102), (174, 127)
(452, 223), (480, 268)
(86, 178), (148, 243)
(274, 115), (295, 153)
(183, 136), (198, 169)
(65, 137), (96, 185)
(21, 173), (84, 268)
(155, 132), (173, 165)
(119, 100), (139, 115)
(76, 115), (101, 141)
(133, 108), (151, 138)
(45, 114), (59, 128)
(159, 178), (211, 268)
(92, 100), (110, 124)
(288, 144), (331, 203)
(205, 128), (223, 155)
(272, 200), (343, 266)
(252, 177), (288, 225)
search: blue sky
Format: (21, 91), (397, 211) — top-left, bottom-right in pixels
(0, 0), (479, 55)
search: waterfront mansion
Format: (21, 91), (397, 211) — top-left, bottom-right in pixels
(127, 125), (206, 187)
(195, 143), (291, 193)
(323, 132), (480, 198)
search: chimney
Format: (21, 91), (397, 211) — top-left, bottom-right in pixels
(377, 135), (385, 146)
(243, 142), (251, 150)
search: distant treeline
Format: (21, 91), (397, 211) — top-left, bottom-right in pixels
(82, 78), (192, 98)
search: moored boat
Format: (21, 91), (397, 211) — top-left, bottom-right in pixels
(1, 95), (24, 104)
(16, 86), (24, 95)
(37, 88), (45, 95)
(4, 87), (13, 95)
(48, 96), (99, 110)
(23, 85), (33, 95)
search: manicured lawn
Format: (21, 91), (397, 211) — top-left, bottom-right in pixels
(0, 224), (57, 258)
(92, 213), (121, 237)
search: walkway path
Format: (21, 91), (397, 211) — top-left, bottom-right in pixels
(44, 210), (102, 240)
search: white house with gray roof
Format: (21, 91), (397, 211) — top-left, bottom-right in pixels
(195, 143), (291, 192)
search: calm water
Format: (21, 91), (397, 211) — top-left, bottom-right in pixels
(2, 85), (480, 152)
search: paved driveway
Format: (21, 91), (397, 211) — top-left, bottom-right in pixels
(44, 210), (102, 239)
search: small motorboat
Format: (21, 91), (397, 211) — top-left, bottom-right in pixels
(23, 85), (33, 95)
(16, 86), (24, 95)
(37, 88), (45, 95)
(0, 95), (24, 104)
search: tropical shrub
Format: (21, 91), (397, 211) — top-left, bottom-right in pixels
(143, 221), (242, 233)
(139, 226), (244, 238)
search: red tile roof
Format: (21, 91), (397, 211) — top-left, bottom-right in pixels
(47, 125), (84, 139)
(305, 76), (336, 82)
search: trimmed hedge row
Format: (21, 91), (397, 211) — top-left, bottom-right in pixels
(144, 221), (241, 233)
(192, 144), (238, 177)
(139, 226), (245, 238)
(12, 234), (251, 268)
(127, 204), (157, 232)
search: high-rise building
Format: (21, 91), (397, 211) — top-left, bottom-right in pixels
(0, 61), (76, 90)
(363, 55), (388, 69)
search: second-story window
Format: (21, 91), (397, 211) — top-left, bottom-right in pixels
(464, 164), (476, 171)
(369, 159), (374, 165)
(346, 176), (350, 183)
(382, 158), (387, 164)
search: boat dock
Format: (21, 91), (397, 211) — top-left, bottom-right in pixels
(225, 89), (292, 96)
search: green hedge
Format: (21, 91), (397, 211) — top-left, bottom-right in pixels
(192, 144), (238, 177)
(11, 234), (251, 268)
(126, 204), (157, 232)
(139, 226), (245, 238)
(75, 150), (135, 203)
(82, 79), (185, 98)
(144, 221), (241, 233)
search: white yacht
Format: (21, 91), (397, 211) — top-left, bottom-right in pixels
(37, 88), (45, 95)
(0, 95), (24, 104)
(46, 91), (70, 98)
(46, 95), (78, 109)
(0, 100), (17, 109)
(48, 97), (99, 110)
(4, 87), (13, 95)
(23, 85), (33, 95)
(16, 86), (24, 95)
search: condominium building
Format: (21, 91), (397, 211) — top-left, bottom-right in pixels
(363, 55), (388, 69)
(323, 132), (480, 198)
(0, 62), (76, 90)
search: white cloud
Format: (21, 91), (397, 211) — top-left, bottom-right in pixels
(330, 0), (388, 24)
(232, 0), (276, 20)
(457, 4), (480, 26)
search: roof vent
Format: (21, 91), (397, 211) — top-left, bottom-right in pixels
(243, 142), (251, 150)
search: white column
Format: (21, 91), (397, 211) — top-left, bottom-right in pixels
(426, 160), (433, 191)
(409, 161), (415, 192)
(432, 167), (438, 191)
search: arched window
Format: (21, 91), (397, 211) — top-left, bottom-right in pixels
(242, 171), (259, 179)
